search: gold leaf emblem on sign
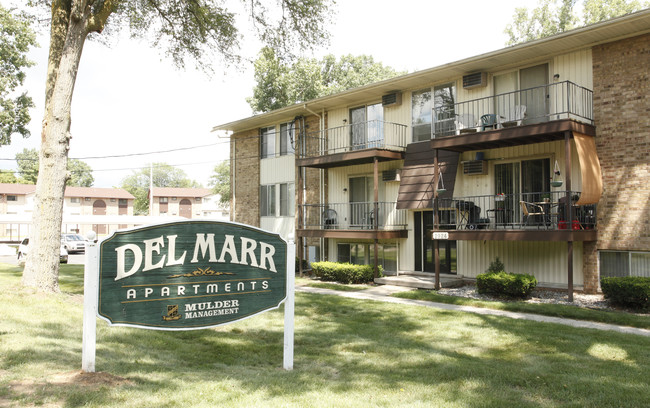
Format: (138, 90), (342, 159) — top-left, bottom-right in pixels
(168, 267), (234, 278)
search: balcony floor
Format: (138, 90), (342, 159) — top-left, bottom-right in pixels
(431, 119), (596, 152)
(296, 228), (408, 239)
(297, 148), (404, 169)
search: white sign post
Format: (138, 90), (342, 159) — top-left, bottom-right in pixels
(283, 236), (296, 370)
(81, 231), (98, 372)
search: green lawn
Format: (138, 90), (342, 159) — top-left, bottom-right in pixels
(1, 263), (649, 407)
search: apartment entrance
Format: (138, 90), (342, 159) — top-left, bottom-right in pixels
(414, 211), (456, 274)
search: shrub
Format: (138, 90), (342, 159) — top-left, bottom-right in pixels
(311, 261), (382, 284)
(600, 276), (650, 310)
(476, 271), (537, 298)
(295, 257), (310, 273)
(486, 257), (505, 274)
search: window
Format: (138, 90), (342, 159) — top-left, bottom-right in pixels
(159, 197), (168, 203)
(337, 243), (398, 272)
(70, 197), (80, 203)
(433, 83), (456, 136)
(260, 126), (275, 159)
(118, 199), (127, 206)
(260, 185), (276, 216)
(110, 198), (116, 202)
(600, 251), (650, 278)
(172, 197), (177, 201)
(411, 88), (432, 142)
(6, 195), (17, 201)
(85, 197), (91, 202)
(279, 183), (295, 216)
(195, 197), (201, 202)
(280, 123), (295, 155)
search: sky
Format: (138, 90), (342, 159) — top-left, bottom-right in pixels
(1, 0), (541, 188)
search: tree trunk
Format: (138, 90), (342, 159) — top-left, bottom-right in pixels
(21, 10), (89, 292)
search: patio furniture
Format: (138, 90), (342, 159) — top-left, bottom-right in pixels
(501, 105), (527, 127)
(480, 114), (499, 131)
(322, 209), (338, 229)
(520, 201), (548, 228)
(455, 113), (477, 134)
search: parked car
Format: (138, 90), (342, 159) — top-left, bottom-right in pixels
(61, 233), (86, 253)
(17, 238), (68, 264)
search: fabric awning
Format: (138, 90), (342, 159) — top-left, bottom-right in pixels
(396, 142), (459, 210)
(573, 132), (603, 206)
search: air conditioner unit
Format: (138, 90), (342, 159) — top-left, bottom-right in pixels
(382, 169), (401, 181)
(382, 92), (402, 107)
(462, 72), (488, 89)
(462, 160), (488, 175)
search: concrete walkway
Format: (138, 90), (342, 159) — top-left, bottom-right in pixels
(296, 284), (650, 337)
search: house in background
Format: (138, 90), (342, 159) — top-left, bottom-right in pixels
(0, 184), (136, 239)
(214, 11), (650, 294)
(0, 184), (36, 240)
(62, 186), (135, 235)
(200, 193), (231, 220)
(149, 187), (213, 219)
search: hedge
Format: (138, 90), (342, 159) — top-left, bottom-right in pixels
(311, 261), (382, 284)
(476, 271), (537, 298)
(600, 276), (650, 310)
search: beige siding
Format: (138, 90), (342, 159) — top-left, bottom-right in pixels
(458, 241), (584, 287)
(261, 216), (294, 240)
(453, 140), (584, 197)
(553, 48), (593, 89)
(260, 155), (295, 185)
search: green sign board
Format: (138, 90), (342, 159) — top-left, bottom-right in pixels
(97, 221), (287, 330)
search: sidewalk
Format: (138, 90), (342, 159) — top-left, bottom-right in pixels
(295, 284), (650, 337)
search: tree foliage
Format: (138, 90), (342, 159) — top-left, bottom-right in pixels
(209, 160), (230, 205)
(505, 0), (649, 45)
(15, 148), (94, 186)
(0, 4), (37, 145)
(247, 47), (406, 113)
(121, 163), (201, 215)
(21, 0), (334, 293)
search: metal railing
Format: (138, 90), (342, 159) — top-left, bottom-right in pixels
(433, 191), (596, 230)
(300, 201), (408, 230)
(298, 120), (408, 159)
(432, 81), (594, 138)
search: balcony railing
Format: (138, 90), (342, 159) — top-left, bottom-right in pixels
(434, 191), (596, 231)
(300, 201), (408, 230)
(432, 81), (594, 138)
(298, 120), (408, 159)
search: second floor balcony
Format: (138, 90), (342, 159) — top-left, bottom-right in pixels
(297, 201), (408, 239)
(297, 120), (408, 168)
(432, 81), (594, 140)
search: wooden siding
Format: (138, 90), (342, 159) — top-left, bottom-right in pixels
(458, 240), (584, 287)
(396, 142), (460, 209)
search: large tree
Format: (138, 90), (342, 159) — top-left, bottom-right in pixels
(209, 160), (230, 206)
(121, 163), (201, 215)
(0, 4), (37, 145)
(15, 147), (94, 186)
(23, 0), (334, 292)
(505, 0), (648, 45)
(247, 47), (406, 113)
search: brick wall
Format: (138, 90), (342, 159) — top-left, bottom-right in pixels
(231, 129), (260, 227)
(587, 33), (650, 291)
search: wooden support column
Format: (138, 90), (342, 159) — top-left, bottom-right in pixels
(433, 150), (440, 290)
(565, 131), (573, 302)
(373, 157), (379, 279)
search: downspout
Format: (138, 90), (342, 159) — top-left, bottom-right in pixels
(231, 137), (236, 221)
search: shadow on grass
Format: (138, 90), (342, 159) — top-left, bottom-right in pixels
(2, 284), (649, 407)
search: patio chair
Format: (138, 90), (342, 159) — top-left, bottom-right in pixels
(454, 113), (476, 134)
(520, 201), (547, 228)
(502, 105), (527, 127)
(480, 114), (499, 131)
(322, 209), (338, 229)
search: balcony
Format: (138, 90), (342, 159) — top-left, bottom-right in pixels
(430, 81), (595, 152)
(297, 120), (408, 168)
(433, 190), (597, 241)
(297, 201), (408, 239)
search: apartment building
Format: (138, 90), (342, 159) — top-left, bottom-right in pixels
(214, 11), (650, 293)
(149, 187), (213, 219)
